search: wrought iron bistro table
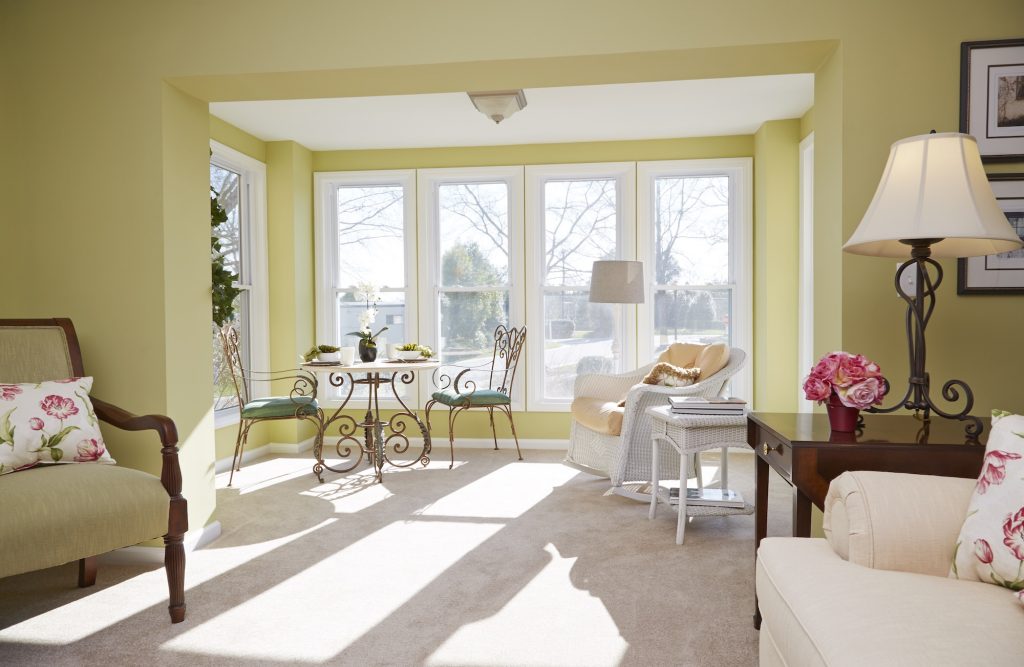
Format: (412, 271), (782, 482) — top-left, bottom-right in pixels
(301, 359), (439, 484)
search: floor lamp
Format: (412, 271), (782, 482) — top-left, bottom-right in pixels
(589, 260), (645, 370)
(843, 132), (1023, 437)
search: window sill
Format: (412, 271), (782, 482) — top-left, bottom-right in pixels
(214, 410), (240, 430)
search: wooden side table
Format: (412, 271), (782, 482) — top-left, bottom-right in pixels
(648, 406), (753, 544)
(747, 411), (987, 628)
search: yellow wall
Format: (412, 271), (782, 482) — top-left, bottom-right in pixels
(6, 0), (1024, 532)
(753, 120), (801, 411)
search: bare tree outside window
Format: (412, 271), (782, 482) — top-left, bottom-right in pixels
(652, 175), (732, 352)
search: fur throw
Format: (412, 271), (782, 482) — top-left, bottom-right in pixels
(643, 361), (701, 387)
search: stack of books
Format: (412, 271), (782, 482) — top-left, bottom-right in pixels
(668, 396), (747, 416)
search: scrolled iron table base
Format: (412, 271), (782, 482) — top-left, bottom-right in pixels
(302, 361), (436, 484)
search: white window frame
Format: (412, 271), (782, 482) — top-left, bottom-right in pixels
(314, 169), (418, 407)
(797, 134), (815, 412)
(525, 162), (637, 412)
(417, 167), (525, 411)
(636, 158), (753, 403)
(210, 140), (269, 429)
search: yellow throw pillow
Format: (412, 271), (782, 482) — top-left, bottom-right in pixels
(657, 342), (704, 368)
(695, 342), (730, 379)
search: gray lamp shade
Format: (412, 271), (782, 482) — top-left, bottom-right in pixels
(844, 132), (1023, 258)
(589, 260), (645, 304)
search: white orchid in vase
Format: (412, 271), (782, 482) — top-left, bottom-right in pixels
(348, 282), (388, 360)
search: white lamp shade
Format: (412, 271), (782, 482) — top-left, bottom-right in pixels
(589, 261), (645, 304)
(843, 132), (1023, 258)
(467, 90), (527, 124)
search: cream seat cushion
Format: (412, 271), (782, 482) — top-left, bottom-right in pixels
(0, 463), (169, 578)
(570, 397), (624, 436)
(757, 537), (1024, 666)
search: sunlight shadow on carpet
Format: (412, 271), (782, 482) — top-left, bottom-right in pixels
(160, 520), (503, 662)
(425, 543), (627, 667)
(0, 518), (338, 646)
(416, 462), (579, 519)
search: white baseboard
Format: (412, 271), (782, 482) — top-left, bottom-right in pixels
(214, 436), (317, 473)
(98, 520), (222, 566)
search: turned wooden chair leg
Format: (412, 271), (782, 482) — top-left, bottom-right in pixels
(78, 556), (97, 588)
(165, 497), (188, 623)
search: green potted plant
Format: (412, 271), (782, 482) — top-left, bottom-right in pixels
(395, 343), (434, 360)
(348, 327), (388, 362)
(303, 344), (341, 363)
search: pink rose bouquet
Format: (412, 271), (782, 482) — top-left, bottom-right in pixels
(803, 351), (888, 410)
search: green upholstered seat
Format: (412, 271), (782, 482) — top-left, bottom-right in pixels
(430, 388), (510, 407)
(240, 395), (318, 419)
(0, 464), (170, 579)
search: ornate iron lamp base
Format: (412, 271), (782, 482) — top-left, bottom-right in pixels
(865, 240), (983, 439)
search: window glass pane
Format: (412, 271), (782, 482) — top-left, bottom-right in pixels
(654, 176), (729, 286)
(652, 288), (731, 355)
(543, 179), (617, 286)
(334, 291), (407, 400)
(438, 183), (509, 286)
(336, 185), (405, 289)
(212, 160), (247, 415)
(437, 290), (510, 395)
(336, 290), (405, 348)
(542, 290), (615, 400)
(211, 164), (242, 277)
(213, 290), (249, 412)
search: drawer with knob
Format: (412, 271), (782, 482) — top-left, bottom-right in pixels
(755, 429), (792, 480)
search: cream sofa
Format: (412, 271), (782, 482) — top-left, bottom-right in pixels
(756, 471), (1024, 666)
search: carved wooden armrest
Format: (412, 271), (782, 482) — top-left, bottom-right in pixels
(91, 397), (187, 535)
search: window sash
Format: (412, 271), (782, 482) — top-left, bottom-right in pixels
(636, 159), (752, 403)
(211, 141), (268, 426)
(525, 163), (636, 411)
(417, 167), (524, 411)
(314, 170), (418, 406)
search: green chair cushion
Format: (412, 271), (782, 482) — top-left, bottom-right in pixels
(431, 388), (510, 407)
(0, 463), (169, 578)
(241, 395), (318, 419)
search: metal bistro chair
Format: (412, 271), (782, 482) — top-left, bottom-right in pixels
(425, 325), (526, 468)
(219, 326), (322, 486)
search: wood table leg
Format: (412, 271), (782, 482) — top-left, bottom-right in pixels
(78, 555), (97, 588)
(753, 452), (769, 629)
(793, 488), (812, 538)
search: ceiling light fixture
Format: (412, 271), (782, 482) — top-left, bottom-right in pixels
(467, 90), (527, 124)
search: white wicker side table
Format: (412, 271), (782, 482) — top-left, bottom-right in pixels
(647, 405), (754, 544)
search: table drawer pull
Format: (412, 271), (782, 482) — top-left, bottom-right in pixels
(762, 442), (782, 456)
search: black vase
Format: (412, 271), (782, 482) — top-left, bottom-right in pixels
(358, 339), (377, 362)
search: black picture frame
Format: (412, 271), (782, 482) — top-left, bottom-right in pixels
(957, 173), (1024, 295)
(960, 38), (1024, 162)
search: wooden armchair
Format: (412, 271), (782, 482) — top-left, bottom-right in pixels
(0, 318), (187, 623)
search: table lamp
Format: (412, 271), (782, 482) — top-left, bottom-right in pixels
(589, 260), (645, 367)
(843, 131), (1023, 437)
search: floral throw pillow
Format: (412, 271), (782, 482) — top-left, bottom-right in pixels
(0, 377), (114, 475)
(950, 410), (1024, 605)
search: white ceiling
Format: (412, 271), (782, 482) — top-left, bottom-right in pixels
(210, 74), (814, 151)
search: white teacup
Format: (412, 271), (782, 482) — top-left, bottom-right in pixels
(339, 346), (356, 365)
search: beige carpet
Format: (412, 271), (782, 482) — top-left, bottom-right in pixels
(0, 446), (794, 666)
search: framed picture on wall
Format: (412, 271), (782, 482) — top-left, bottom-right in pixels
(961, 38), (1024, 161)
(958, 173), (1024, 294)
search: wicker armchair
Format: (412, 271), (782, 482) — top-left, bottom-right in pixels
(564, 347), (746, 499)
